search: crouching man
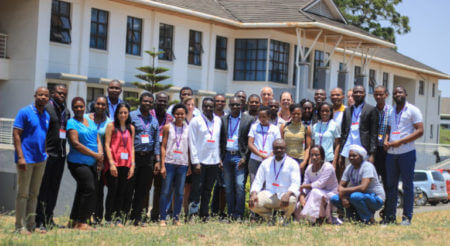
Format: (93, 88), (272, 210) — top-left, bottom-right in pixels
(248, 139), (300, 223)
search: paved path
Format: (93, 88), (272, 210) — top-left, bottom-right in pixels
(412, 202), (450, 214)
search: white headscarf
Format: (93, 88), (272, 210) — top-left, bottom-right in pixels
(349, 145), (367, 160)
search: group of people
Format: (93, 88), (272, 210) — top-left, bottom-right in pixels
(12, 80), (423, 234)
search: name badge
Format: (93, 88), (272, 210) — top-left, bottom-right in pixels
(378, 134), (383, 141)
(59, 129), (66, 139)
(173, 150), (183, 159)
(302, 140), (305, 150)
(141, 134), (150, 144)
(120, 152), (129, 160)
(226, 139), (235, 149)
(272, 183), (280, 187)
(159, 133), (163, 143)
(206, 139), (216, 149)
(391, 131), (401, 141)
(259, 150), (268, 154)
(351, 122), (359, 131)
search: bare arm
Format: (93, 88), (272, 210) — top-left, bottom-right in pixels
(280, 124), (285, 139)
(105, 123), (115, 165)
(332, 138), (340, 168)
(13, 128), (26, 170)
(300, 126), (312, 170)
(340, 178), (371, 195)
(160, 124), (170, 178)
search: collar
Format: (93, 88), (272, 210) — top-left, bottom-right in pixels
(334, 104), (345, 112)
(137, 107), (152, 118)
(107, 96), (121, 106)
(202, 113), (214, 122)
(352, 102), (364, 110)
(273, 154), (287, 164)
(230, 112), (241, 119)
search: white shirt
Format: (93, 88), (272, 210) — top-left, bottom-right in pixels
(270, 117), (286, 128)
(248, 123), (281, 161)
(188, 114), (222, 165)
(341, 103), (364, 158)
(387, 102), (423, 155)
(250, 155), (301, 199)
(169, 104), (201, 118)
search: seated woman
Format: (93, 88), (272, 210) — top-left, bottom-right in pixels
(330, 145), (385, 224)
(294, 145), (338, 224)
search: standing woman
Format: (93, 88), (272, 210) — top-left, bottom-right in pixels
(159, 104), (190, 226)
(104, 103), (135, 226)
(183, 97), (196, 124)
(67, 97), (104, 230)
(280, 103), (311, 172)
(182, 96), (195, 214)
(87, 96), (112, 224)
(300, 99), (316, 127)
(311, 102), (341, 168)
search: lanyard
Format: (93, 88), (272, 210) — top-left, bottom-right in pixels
(158, 114), (167, 131)
(352, 103), (364, 123)
(202, 114), (215, 138)
(378, 105), (388, 127)
(139, 114), (151, 132)
(228, 116), (240, 139)
(50, 99), (67, 128)
(273, 157), (286, 182)
(260, 124), (269, 149)
(173, 123), (184, 149)
(350, 167), (360, 186)
(395, 105), (407, 130)
(318, 121), (329, 145)
(118, 128), (128, 147)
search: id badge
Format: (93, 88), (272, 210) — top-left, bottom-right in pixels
(173, 150), (183, 159)
(59, 129), (66, 139)
(391, 131), (401, 141)
(272, 183), (280, 187)
(206, 139), (216, 149)
(120, 152), (129, 160)
(302, 140), (305, 150)
(378, 134), (383, 141)
(259, 149), (268, 154)
(351, 122), (359, 131)
(226, 139), (235, 149)
(159, 133), (163, 143)
(141, 134), (150, 144)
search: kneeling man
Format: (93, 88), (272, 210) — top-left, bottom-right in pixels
(248, 139), (300, 221)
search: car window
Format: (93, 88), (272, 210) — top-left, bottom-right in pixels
(432, 171), (444, 181)
(443, 171), (450, 180)
(414, 172), (428, 181)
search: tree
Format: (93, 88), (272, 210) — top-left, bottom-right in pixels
(126, 49), (172, 109)
(333, 0), (410, 43)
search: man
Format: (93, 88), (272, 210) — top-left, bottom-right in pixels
(149, 92), (173, 222)
(249, 139), (300, 223)
(35, 85), (70, 232)
(347, 89), (355, 107)
(130, 92), (160, 226)
(383, 86), (423, 226)
(234, 90), (247, 113)
(330, 88), (346, 127)
(245, 94), (261, 118)
(89, 80), (123, 118)
(339, 85), (378, 181)
(188, 98), (222, 221)
(278, 91), (293, 122)
(313, 89), (327, 122)
(213, 93), (227, 117)
(168, 86), (201, 117)
(13, 87), (50, 234)
(268, 99), (286, 127)
(373, 85), (392, 193)
(219, 97), (254, 221)
(260, 87), (274, 107)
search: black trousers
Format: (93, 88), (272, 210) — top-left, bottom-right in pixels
(35, 156), (66, 227)
(94, 171), (105, 223)
(130, 152), (154, 223)
(374, 146), (388, 192)
(68, 162), (97, 223)
(105, 166), (134, 223)
(189, 164), (219, 218)
(150, 173), (163, 221)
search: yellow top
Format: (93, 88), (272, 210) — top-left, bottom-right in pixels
(283, 121), (306, 160)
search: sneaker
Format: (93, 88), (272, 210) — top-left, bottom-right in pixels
(331, 217), (343, 225)
(173, 220), (182, 226)
(37, 226), (48, 234)
(15, 227), (31, 235)
(400, 218), (411, 226)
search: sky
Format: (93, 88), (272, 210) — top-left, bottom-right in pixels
(396, 0), (450, 97)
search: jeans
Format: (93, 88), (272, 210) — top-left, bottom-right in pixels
(68, 162), (97, 223)
(374, 146), (388, 192)
(15, 161), (46, 230)
(36, 156), (65, 228)
(159, 164), (188, 221)
(330, 192), (383, 222)
(211, 167), (225, 216)
(130, 152), (154, 224)
(223, 153), (246, 219)
(188, 164), (219, 218)
(385, 150), (416, 220)
(105, 166), (133, 223)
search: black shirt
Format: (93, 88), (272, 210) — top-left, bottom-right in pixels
(45, 99), (70, 157)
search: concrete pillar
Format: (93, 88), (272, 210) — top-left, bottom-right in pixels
(295, 63), (310, 102)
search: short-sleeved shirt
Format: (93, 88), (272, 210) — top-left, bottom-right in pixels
(13, 104), (50, 164)
(248, 123), (281, 162)
(67, 117), (99, 166)
(387, 102), (423, 155)
(312, 120), (340, 162)
(342, 161), (385, 201)
(85, 114), (111, 149)
(130, 108), (160, 154)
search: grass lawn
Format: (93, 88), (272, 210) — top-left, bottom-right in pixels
(0, 210), (448, 245)
(440, 127), (450, 144)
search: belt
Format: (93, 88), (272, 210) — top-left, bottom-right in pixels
(227, 150), (240, 155)
(136, 151), (153, 156)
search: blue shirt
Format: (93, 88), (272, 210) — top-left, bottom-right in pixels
(312, 120), (340, 162)
(13, 104), (50, 164)
(107, 97), (123, 118)
(67, 117), (99, 166)
(84, 114), (111, 148)
(226, 114), (241, 151)
(130, 108), (160, 154)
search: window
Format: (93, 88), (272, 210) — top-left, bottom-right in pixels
(123, 91), (139, 105)
(215, 36), (227, 70)
(50, 0), (71, 44)
(269, 40), (289, 84)
(234, 39), (267, 81)
(419, 80), (424, 95)
(432, 171), (444, 181)
(313, 50), (329, 89)
(337, 63), (346, 91)
(90, 8), (108, 50)
(87, 87), (105, 105)
(159, 23), (174, 61)
(354, 66), (362, 85)
(413, 172), (428, 182)
(432, 83), (436, 97)
(126, 16), (142, 56)
(188, 30), (202, 65)
(369, 69), (376, 94)
(293, 45), (310, 85)
(383, 72), (389, 88)
(430, 124), (433, 139)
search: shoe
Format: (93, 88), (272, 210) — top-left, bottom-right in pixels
(37, 226), (48, 234)
(173, 220), (182, 226)
(331, 217), (343, 225)
(400, 217), (411, 226)
(159, 220), (167, 227)
(380, 218), (396, 225)
(15, 227), (31, 235)
(133, 221), (146, 227)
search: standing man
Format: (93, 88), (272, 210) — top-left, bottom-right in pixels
(313, 89), (327, 122)
(13, 87), (50, 234)
(130, 92), (160, 226)
(279, 91), (293, 122)
(234, 90), (247, 113)
(260, 87), (274, 107)
(35, 85), (70, 232)
(245, 94), (261, 118)
(339, 85), (378, 181)
(330, 88), (346, 128)
(383, 87), (423, 226)
(89, 80), (123, 118)
(168, 86), (201, 117)
(188, 98), (222, 221)
(268, 99), (286, 127)
(220, 97), (253, 221)
(149, 92), (173, 222)
(213, 94), (227, 117)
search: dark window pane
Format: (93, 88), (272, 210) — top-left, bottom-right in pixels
(90, 23), (97, 35)
(269, 40), (289, 83)
(99, 11), (107, 23)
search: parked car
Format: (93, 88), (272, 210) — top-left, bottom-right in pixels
(397, 182), (426, 207)
(434, 169), (450, 203)
(413, 170), (448, 205)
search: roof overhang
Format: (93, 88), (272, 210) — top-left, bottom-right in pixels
(46, 73), (87, 81)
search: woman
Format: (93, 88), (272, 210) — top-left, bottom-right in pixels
(67, 97), (103, 230)
(300, 99), (315, 127)
(294, 145), (338, 224)
(87, 96), (111, 225)
(159, 104), (190, 226)
(182, 96), (195, 215)
(104, 103), (135, 227)
(280, 103), (311, 172)
(312, 102), (341, 168)
(183, 97), (196, 124)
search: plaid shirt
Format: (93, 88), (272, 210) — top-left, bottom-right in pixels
(377, 104), (393, 146)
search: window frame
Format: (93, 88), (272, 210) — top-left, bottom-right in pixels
(50, 0), (72, 44)
(86, 87), (105, 106)
(419, 80), (425, 95)
(369, 69), (376, 94)
(312, 50), (329, 89)
(382, 72), (389, 88)
(90, 8), (109, 50)
(215, 36), (228, 70)
(354, 66), (362, 86)
(188, 30), (203, 66)
(269, 39), (290, 84)
(233, 39), (268, 81)
(126, 16), (143, 56)
(293, 45), (310, 86)
(158, 23), (175, 61)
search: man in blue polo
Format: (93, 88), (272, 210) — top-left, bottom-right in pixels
(13, 87), (50, 234)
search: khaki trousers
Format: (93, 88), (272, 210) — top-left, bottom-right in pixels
(250, 190), (296, 219)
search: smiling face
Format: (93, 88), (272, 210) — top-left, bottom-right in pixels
(319, 104), (331, 122)
(374, 87), (388, 105)
(330, 88), (344, 106)
(184, 98), (195, 114)
(229, 97), (241, 117)
(52, 86), (67, 105)
(310, 147), (323, 165)
(393, 87), (407, 105)
(117, 106), (129, 122)
(290, 107), (302, 123)
(302, 102), (313, 119)
(202, 100), (214, 118)
(174, 107), (186, 123)
(72, 100), (85, 118)
(95, 97), (107, 115)
(214, 95), (226, 112)
(314, 89), (326, 105)
(272, 139), (287, 160)
(268, 99), (280, 117)
(34, 88), (50, 107)
(260, 87), (273, 106)
(280, 92), (293, 109)
(140, 95), (154, 112)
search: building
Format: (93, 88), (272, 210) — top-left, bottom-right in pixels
(0, 0), (449, 145)
(440, 97), (450, 129)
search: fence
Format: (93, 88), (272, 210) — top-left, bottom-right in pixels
(0, 33), (7, 58)
(0, 118), (14, 145)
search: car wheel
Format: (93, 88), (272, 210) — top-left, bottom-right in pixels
(429, 201), (439, 206)
(442, 200), (449, 204)
(415, 192), (427, 206)
(397, 192), (403, 208)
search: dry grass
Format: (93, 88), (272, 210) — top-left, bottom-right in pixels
(0, 209), (449, 246)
